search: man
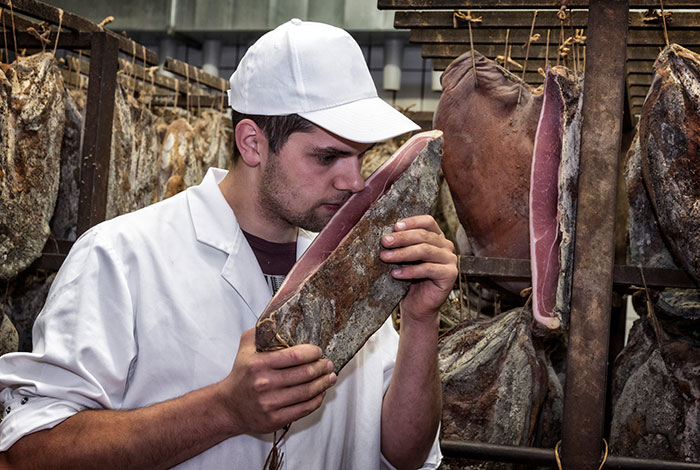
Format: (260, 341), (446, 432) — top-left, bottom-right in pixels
(0, 19), (457, 469)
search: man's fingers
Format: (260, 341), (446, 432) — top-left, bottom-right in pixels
(261, 344), (324, 370)
(391, 215), (442, 235)
(380, 242), (456, 266)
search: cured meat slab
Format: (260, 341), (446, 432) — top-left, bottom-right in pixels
(439, 308), (562, 463)
(625, 130), (700, 320)
(610, 315), (700, 461)
(529, 67), (583, 330)
(107, 83), (160, 218)
(434, 51), (542, 265)
(0, 53), (66, 279)
(639, 44), (700, 284)
(256, 131), (443, 374)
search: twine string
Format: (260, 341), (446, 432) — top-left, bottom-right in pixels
(52, 8), (63, 56)
(8, 0), (18, 59)
(555, 439), (609, 470)
(518, 9), (539, 104)
(453, 10), (481, 88)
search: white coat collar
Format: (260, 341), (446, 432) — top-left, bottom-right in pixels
(187, 168), (317, 319)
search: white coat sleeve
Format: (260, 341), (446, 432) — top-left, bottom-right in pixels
(0, 227), (137, 451)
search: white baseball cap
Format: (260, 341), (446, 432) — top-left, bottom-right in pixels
(228, 18), (420, 143)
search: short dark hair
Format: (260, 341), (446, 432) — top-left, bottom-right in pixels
(231, 111), (315, 162)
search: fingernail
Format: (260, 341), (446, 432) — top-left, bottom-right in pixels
(384, 234), (394, 243)
(392, 268), (402, 276)
(326, 360), (334, 373)
(396, 221), (406, 230)
(329, 372), (337, 385)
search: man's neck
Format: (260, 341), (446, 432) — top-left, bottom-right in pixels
(218, 165), (298, 243)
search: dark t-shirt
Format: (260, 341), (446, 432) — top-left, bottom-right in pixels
(241, 230), (297, 295)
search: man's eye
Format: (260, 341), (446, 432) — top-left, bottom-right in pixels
(318, 154), (337, 165)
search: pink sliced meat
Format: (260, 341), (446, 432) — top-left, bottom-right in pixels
(530, 71), (564, 329)
(529, 67), (583, 330)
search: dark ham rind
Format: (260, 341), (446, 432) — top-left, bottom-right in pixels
(256, 131), (443, 374)
(639, 44), (700, 285)
(265, 131), (440, 314)
(529, 67), (583, 330)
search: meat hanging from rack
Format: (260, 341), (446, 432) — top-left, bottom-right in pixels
(434, 50), (584, 331)
(0, 52), (66, 280)
(610, 43), (700, 462)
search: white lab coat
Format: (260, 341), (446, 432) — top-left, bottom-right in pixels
(0, 168), (441, 469)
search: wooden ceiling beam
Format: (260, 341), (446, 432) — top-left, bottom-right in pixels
(421, 43), (691, 60)
(410, 28), (700, 46)
(380, 0), (700, 9)
(396, 10), (700, 29)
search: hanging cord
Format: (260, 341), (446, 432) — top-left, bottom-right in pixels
(185, 63), (191, 122)
(496, 29), (518, 71)
(503, 29), (509, 71)
(128, 41), (137, 98)
(77, 50), (84, 92)
(8, 0), (17, 59)
(518, 9), (539, 104)
(194, 67), (201, 116)
(567, 10), (578, 74)
(555, 439), (609, 470)
(637, 265), (667, 347)
(171, 77), (179, 112)
(96, 16), (114, 30)
(52, 8), (63, 56)
(146, 65), (157, 112)
(557, 5), (567, 66)
(538, 28), (552, 78)
(2, 11), (7, 63)
(659, 0), (670, 47)
(26, 27), (50, 53)
(218, 79), (225, 112)
(453, 9), (482, 88)
(263, 423), (291, 470)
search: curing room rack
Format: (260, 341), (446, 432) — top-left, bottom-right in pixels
(379, 0), (700, 469)
(0, 0), (228, 272)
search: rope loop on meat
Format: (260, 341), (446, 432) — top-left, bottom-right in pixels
(554, 439), (609, 470)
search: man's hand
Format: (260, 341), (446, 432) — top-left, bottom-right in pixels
(379, 214), (458, 323)
(218, 329), (337, 435)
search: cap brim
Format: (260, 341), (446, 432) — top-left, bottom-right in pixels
(298, 97), (421, 144)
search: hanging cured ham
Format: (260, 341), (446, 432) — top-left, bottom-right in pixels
(434, 51), (541, 268)
(529, 67), (583, 330)
(0, 53), (66, 280)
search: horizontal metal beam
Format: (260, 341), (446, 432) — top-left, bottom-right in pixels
(380, 0), (700, 9)
(441, 440), (700, 470)
(396, 10), (700, 29)
(459, 256), (698, 289)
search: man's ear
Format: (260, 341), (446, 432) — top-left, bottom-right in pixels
(235, 119), (266, 166)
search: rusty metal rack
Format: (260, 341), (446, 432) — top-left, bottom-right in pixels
(0, 0), (228, 271)
(378, 0), (700, 469)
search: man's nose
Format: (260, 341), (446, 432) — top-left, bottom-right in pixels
(335, 157), (365, 193)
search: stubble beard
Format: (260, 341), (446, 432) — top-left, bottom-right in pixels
(259, 155), (334, 233)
